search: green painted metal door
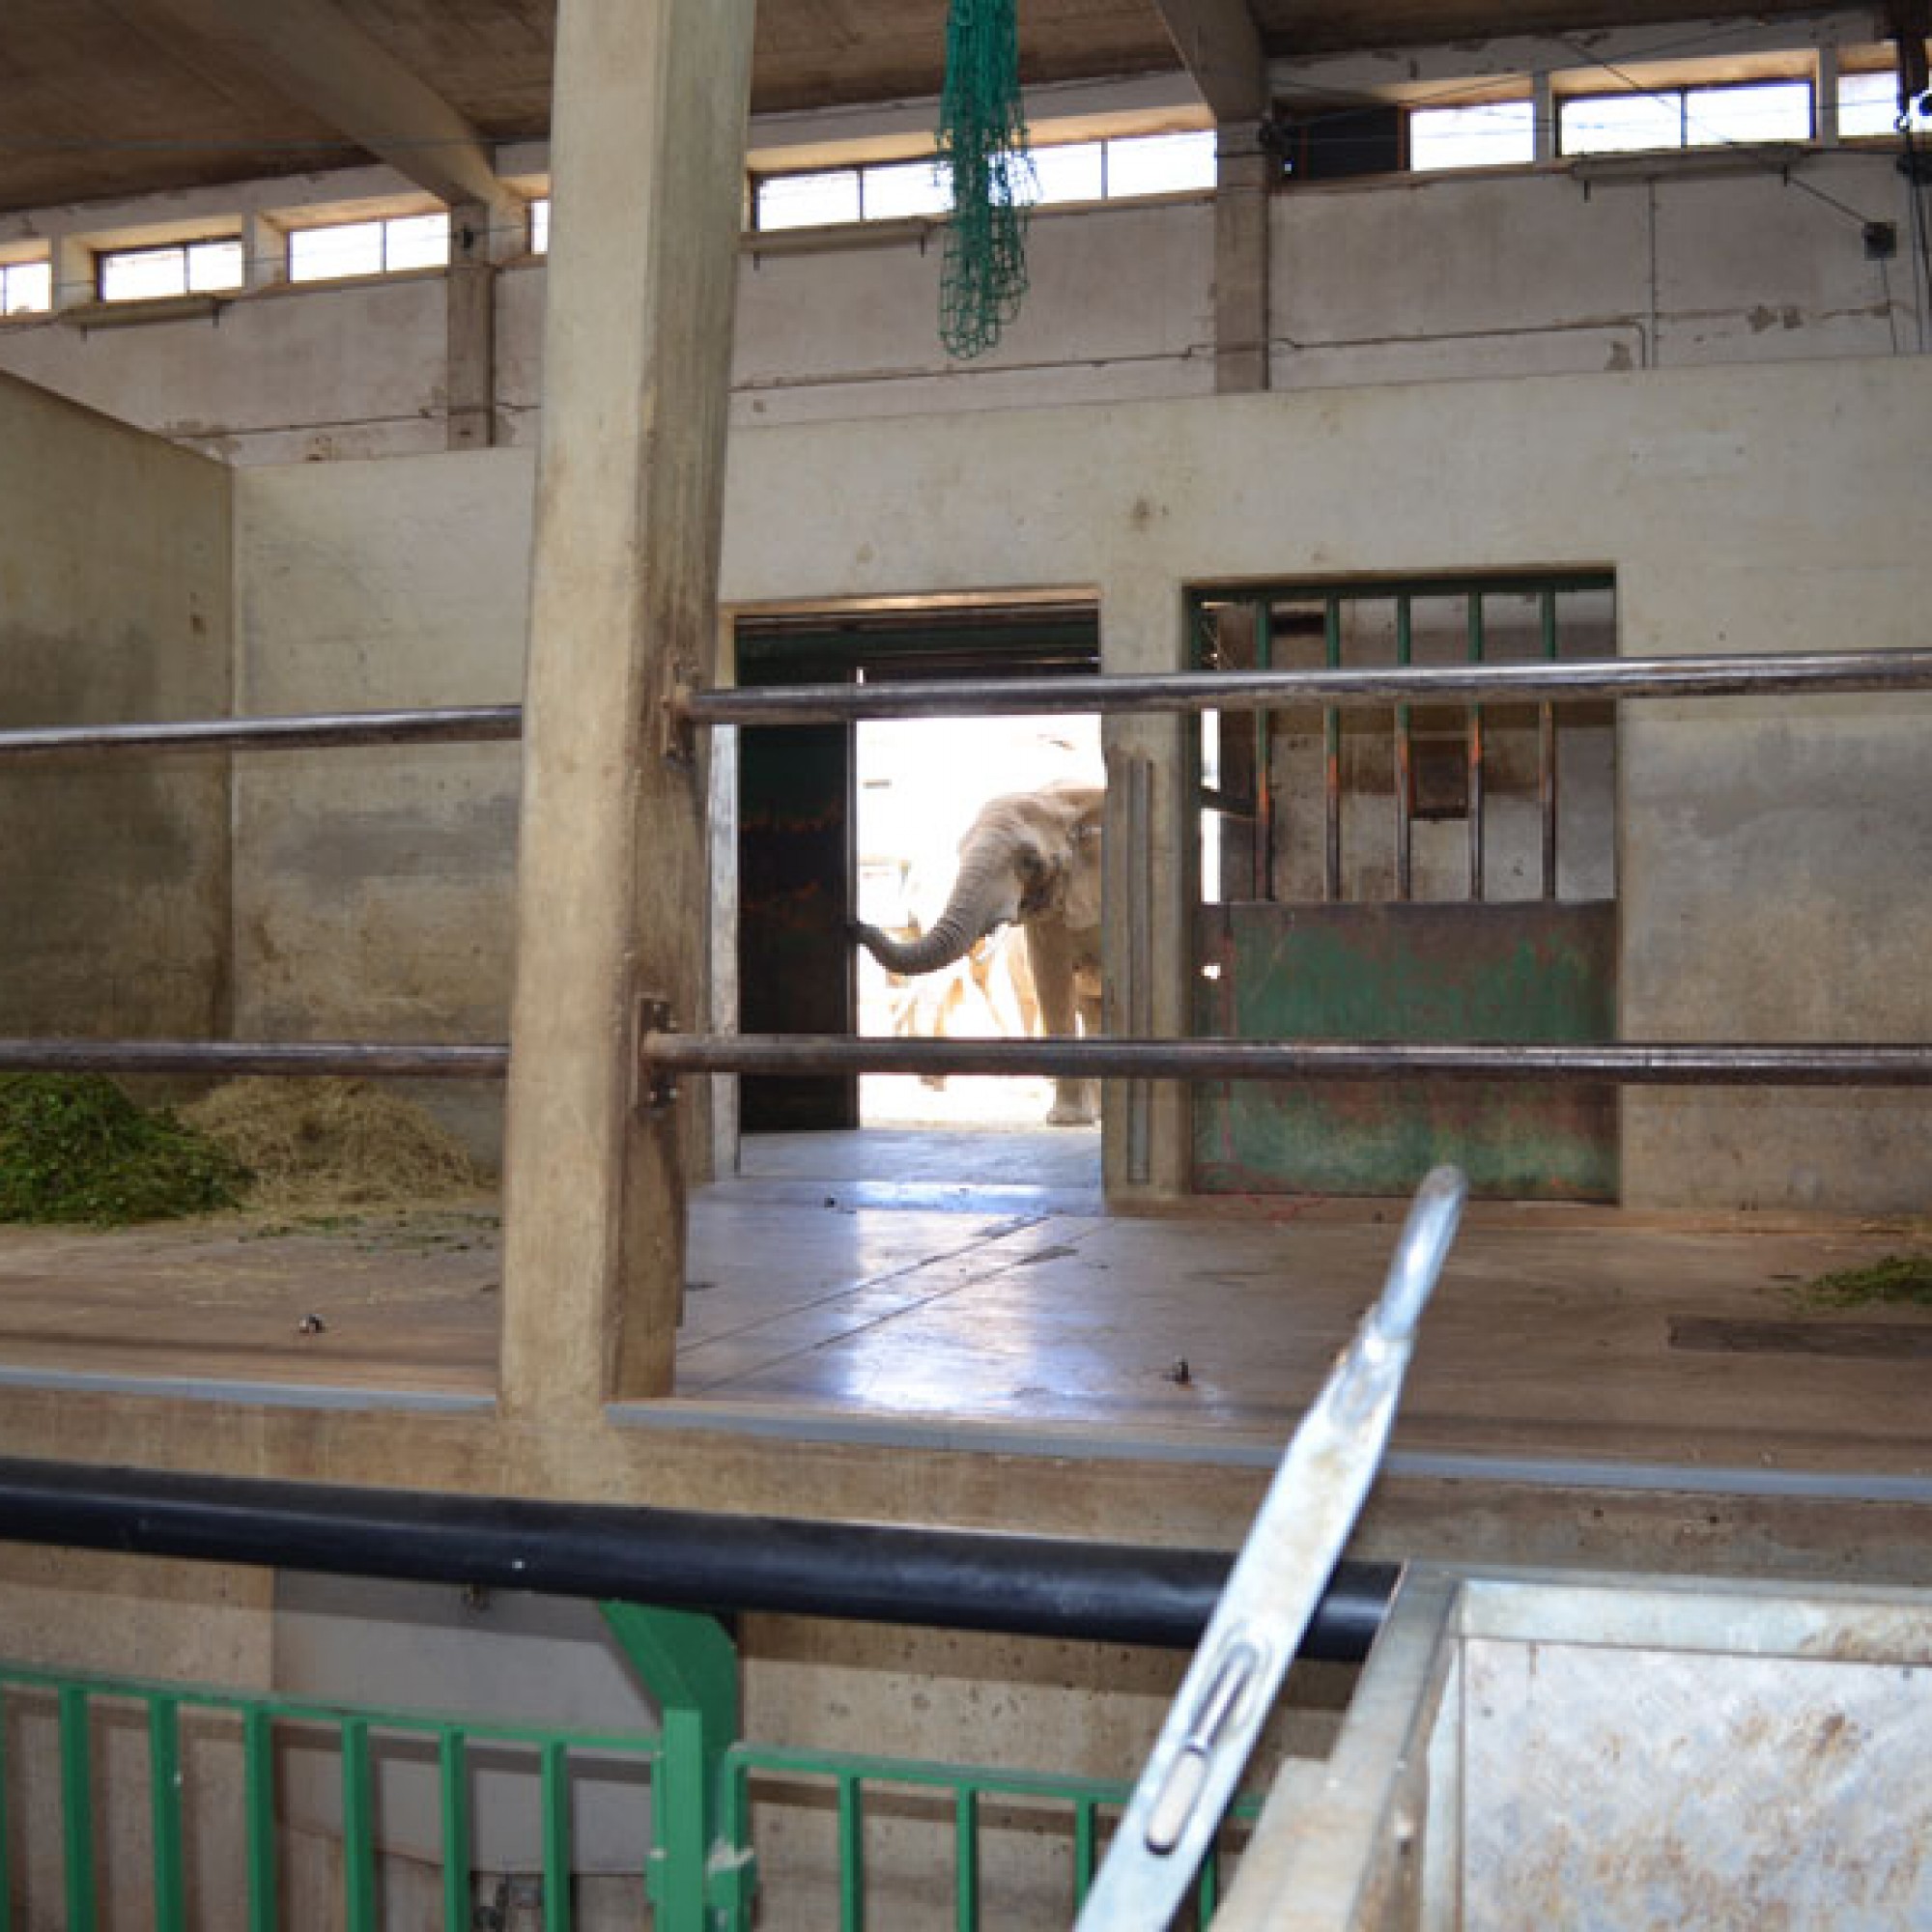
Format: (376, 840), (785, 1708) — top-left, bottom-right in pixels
(1193, 901), (1618, 1200)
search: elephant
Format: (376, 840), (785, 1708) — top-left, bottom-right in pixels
(854, 779), (1103, 1125)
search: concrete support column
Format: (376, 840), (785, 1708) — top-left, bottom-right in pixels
(445, 199), (497, 449)
(1099, 573), (1195, 1204)
(1214, 124), (1272, 393)
(53, 236), (94, 313)
(1533, 69), (1557, 164)
(499, 0), (754, 1416)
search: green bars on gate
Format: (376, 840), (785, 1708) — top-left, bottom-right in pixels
(726, 1741), (1257, 1929)
(59, 1684), (97, 1932)
(148, 1696), (186, 1931)
(0, 1662), (662, 1932)
(0, 1638), (1254, 1931)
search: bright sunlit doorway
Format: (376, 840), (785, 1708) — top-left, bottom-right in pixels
(856, 710), (1103, 1129)
(734, 605), (1101, 1174)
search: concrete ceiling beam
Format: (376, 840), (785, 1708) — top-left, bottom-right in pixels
(1147, 0), (1269, 124)
(107, 0), (515, 220)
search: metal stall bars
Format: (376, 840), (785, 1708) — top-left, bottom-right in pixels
(6, 644), (1932, 1101)
(658, 641), (1932, 1104)
(1189, 577), (1611, 908)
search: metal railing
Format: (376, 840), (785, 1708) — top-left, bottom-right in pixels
(0, 1459), (1351, 1931)
(678, 645), (1932, 725)
(0, 1659), (1257, 1932)
(1, 1662), (659, 1932)
(0, 646), (1925, 760)
(2, 643), (1928, 1091)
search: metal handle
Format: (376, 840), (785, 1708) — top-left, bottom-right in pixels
(1073, 1165), (1468, 1929)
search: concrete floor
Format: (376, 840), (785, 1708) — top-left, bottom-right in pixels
(0, 1126), (1928, 1489)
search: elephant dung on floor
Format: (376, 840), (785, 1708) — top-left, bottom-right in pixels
(853, 780), (1103, 1125)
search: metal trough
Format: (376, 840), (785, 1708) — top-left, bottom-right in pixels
(1216, 1567), (1932, 1928)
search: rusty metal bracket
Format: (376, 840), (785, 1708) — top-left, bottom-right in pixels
(659, 668), (698, 768)
(636, 996), (680, 1112)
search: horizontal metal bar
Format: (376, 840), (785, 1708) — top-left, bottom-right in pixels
(4, 647), (1927, 760)
(646, 1033), (1932, 1087)
(0, 1456), (1393, 1662)
(14, 1033), (1931, 1089)
(0, 1039), (507, 1078)
(683, 647), (1932, 724)
(0, 707), (521, 761)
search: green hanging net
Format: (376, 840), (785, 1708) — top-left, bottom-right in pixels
(937, 0), (1035, 359)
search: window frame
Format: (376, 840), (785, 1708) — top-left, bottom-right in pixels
(0, 254), (53, 318)
(283, 207), (452, 287)
(95, 234), (245, 304)
(748, 126), (1216, 235)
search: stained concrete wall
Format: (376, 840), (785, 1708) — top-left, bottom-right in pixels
(231, 448), (528, 1156)
(231, 354), (1932, 1212)
(0, 143), (1919, 458)
(0, 371), (232, 1039)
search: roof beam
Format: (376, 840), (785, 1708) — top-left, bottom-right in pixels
(1146, 0), (1268, 124)
(109, 0), (512, 216)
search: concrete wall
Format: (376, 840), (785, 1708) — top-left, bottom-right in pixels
(0, 371), (232, 1039)
(0, 143), (1920, 459)
(1268, 152), (1913, 389)
(232, 448), (528, 1156)
(230, 354), (1932, 1212)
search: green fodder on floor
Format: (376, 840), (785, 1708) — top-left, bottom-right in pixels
(182, 1077), (490, 1216)
(1798, 1252), (1932, 1309)
(0, 1074), (247, 1225)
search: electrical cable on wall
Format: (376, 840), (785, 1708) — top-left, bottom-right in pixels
(936, 0), (1034, 359)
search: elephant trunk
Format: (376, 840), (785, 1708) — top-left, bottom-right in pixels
(854, 845), (1023, 978)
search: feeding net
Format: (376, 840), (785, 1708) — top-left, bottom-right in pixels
(937, 0), (1035, 358)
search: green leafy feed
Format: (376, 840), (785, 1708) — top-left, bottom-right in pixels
(0, 1074), (247, 1225)
(1797, 1253), (1932, 1309)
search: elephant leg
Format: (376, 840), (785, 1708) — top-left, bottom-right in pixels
(1025, 921), (1098, 1126)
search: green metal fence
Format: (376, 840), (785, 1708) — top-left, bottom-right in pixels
(724, 1743), (1251, 1930)
(0, 1603), (1258, 1931)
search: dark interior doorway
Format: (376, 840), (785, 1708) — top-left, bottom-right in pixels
(735, 606), (1100, 1136)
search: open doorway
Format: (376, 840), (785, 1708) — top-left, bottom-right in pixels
(856, 711), (1103, 1128)
(734, 604), (1101, 1186)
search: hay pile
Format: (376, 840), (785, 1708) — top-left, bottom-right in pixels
(182, 1077), (490, 1215)
(0, 1074), (247, 1225)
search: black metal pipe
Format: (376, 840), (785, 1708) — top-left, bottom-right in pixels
(0, 1039), (508, 1078)
(683, 646), (1932, 726)
(0, 1457), (1394, 1662)
(648, 1032), (1932, 1088)
(0, 707), (521, 761)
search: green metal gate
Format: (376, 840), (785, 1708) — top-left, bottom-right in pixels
(0, 1605), (1256, 1931)
(1190, 577), (1619, 1200)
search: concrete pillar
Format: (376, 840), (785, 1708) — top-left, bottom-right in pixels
(499, 0), (754, 1415)
(1099, 572), (1195, 1204)
(1214, 124), (1272, 393)
(445, 199), (497, 449)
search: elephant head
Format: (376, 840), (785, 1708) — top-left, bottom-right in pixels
(853, 781), (1103, 978)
